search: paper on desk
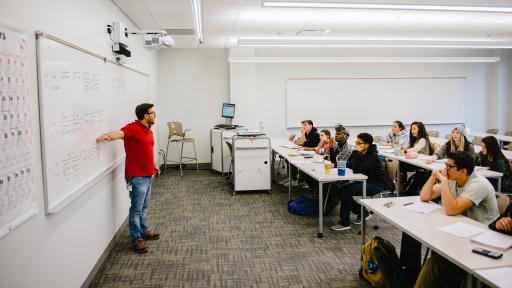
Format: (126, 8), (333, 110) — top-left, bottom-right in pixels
(299, 151), (316, 155)
(474, 166), (489, 171)
(438, 222), (486, 238)
(472, 230), (512, 251)
(418, 155), (431, 160)
(280, 143), (301, 149)
(434, 159), (448, 164)
(402, 201), (441, 214)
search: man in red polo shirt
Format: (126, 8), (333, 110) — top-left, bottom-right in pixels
(96, 103), (161, 253)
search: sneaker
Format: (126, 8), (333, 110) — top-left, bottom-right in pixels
(283, 180), (299, 187)
(278, 179), (290, 185)
(133, 239), (148, 253)
(352, 214), (372, 225)
(143, 231), (160, 240)
(330, 224), (351, 231)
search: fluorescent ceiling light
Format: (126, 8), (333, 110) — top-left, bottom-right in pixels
(191, 0), (204, 44)
(228, 56), (500, 63)
(262, 1), (512, 13)
(238, 38), (512, 49)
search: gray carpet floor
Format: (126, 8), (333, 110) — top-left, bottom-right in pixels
(90, 168), (403, 287)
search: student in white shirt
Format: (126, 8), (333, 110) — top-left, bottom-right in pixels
(382, 120), (408, 148)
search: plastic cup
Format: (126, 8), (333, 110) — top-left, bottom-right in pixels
(338, 167), (346, 176)
(324, 162), (332, 174)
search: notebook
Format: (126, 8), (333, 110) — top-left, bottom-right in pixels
(471, 230), (512, 251)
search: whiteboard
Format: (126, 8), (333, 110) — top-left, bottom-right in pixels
(0, 20), (38, 239)
(285, 78), (466, 128)
(37, 34), (148, 213)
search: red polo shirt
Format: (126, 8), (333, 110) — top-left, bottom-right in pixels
(121, 120), (154, 178)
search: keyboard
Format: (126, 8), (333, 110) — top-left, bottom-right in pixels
(214, 124), (242, 129)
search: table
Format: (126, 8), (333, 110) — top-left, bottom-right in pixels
(271, 139), (368, 238)
(474, 266), (512, 288)
(469, 132), (512, 149)
(359, 196), (512, 287)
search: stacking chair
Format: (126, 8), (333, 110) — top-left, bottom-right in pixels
(372, 157), (399, 230)
(165, 122), (198, 176)
(507, 143), (512, 150)
(276, 134), (296, 175)
(444, 134), (451, 140)
(427, 131), (440, 138)
(472, 137), (483, 146)
(486, 128), (499, 134)
(373, 135), (383, 143)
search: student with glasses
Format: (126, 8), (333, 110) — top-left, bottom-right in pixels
(401, 151), (499, 287)
(330, 133), (391, 231)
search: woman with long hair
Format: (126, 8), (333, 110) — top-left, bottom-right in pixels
(475, 136), (512, 193)
(400, 121), (433, 155)
(426, 125), (474, 163)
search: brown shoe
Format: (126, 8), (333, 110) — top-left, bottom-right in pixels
(143, 231), (160, 240)
(133, 239), (148, 253)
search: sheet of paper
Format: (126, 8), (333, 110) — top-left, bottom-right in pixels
(402, 201), (441, 214)
(474, 166), (489, 171)
(279, 143), (301, 149)
(438, 222), (486, 238)
(299, 150), (316, 155)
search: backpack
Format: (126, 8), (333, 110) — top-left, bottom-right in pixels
(405, 170), (430, 196)
(359, 236), (407, 288)
(288, 195), (318, 216)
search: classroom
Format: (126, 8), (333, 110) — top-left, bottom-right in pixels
(0, 0), (512, 287)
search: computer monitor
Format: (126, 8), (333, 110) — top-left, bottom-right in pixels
(222, 103), (235, 124)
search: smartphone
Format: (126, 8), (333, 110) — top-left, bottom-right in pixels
(472, 247), (503, 259)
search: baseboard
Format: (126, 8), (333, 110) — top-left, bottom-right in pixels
(81, 218), (128, 288)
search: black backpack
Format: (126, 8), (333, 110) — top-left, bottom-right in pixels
(360, 236), (407, 288)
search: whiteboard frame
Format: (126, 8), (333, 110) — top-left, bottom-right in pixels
(36, 32), (148, 214)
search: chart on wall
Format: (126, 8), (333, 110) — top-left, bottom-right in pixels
(36, 33), (148, 213)
(0, 20), (38, 239)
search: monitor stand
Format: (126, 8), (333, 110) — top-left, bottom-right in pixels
(224, 118), (233, 125)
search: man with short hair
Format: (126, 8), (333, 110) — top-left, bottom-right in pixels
(413, 151), (499, 287)
(281, 119), (320, 187)
(96, 103), (161, 253)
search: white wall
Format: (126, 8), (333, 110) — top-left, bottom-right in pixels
(0, 1), (158, 287)
(157, 49), (229, 164)
(229, 47), (504, 140)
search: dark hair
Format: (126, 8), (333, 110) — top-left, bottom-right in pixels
(394, 120), (405, 131)
(301, 119), (313, 126)
(481, 136), (511, 173)
(135, 103), (154, 120)
(409, 121), (432, 154)
(447, 151), (475, 175)
(320, 129), (331, 137)
(357, 132), (373, 145)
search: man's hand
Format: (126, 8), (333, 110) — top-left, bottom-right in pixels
(496, 217), (512, 232)
(154, 166), (161, 177)
(96, 134), (110, 142)
(436, 168), (448, 184)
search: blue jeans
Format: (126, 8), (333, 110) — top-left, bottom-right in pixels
(337, 181), (383, 226)
(127, 176), (153, 242)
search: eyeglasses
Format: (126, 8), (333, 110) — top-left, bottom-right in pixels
(445, 163), (457, 169)
(146, 112), (156, 116)
(355, 141), (367, 145)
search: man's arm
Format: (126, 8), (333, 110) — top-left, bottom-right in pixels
(437, 170), (473, 216)
(420, 171), (442, 201)
(496, 217), (512, 232)
(153, 160), (161, 176)
(96, 130), (124, 142)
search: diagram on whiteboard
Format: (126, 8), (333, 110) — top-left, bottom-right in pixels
(0, 21), (38, 239)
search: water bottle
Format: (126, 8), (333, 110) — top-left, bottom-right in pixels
(337, 160), (347, 176)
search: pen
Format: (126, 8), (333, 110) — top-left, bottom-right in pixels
(383, 201), (393, 207)
(403, 202), (414, 206)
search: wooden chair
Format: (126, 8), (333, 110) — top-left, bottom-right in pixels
(427, 131), (440, 138)
(472, 137), (483, 146)
(373, 135), (383, 143)
(486, 128), (499, 134)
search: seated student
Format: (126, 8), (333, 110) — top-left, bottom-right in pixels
(399, 121), (433, 155)
(330, 133), (391, 231)
(303, 129), (334, 156)
(398, 121), (434, 195)
(474, 135), (512, 193)
(381, 120), (408, 147)
(410, 151), (499, 288)
(426, 125), (474, 164)
(281, 120), (320, 187)
(489, 197), (512, 235)
(302, 125), (353, 212)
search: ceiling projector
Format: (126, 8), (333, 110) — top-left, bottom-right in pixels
(144, 34), (175, 49)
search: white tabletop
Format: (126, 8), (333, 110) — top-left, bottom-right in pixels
(474, 266), (512, 288)
(359, 196), (512, 272)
